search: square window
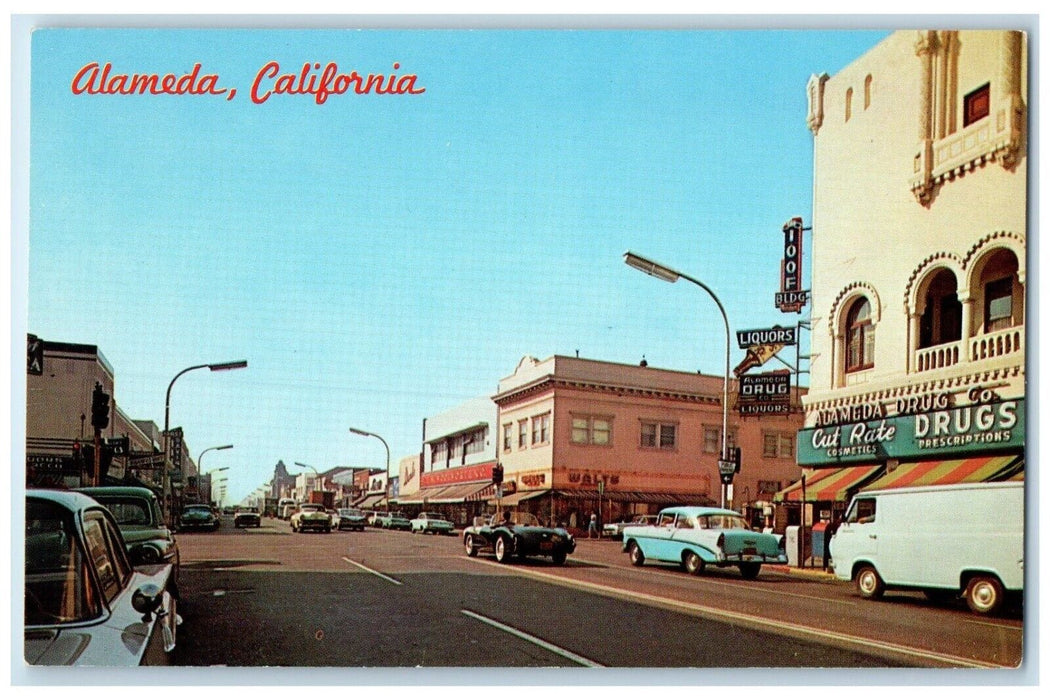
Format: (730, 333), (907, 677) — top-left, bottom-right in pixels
(964, 83), (990, 127)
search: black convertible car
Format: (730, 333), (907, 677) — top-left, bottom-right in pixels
(463, 511), (575, 565)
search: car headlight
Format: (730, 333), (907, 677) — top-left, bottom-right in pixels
(133, 544), (163, 564)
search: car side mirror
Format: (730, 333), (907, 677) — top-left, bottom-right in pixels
(131, 582), (165, 622)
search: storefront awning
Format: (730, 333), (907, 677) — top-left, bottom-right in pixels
(775, 465), (884, 503)
(490, 489), (551, 506)
(552, 490), (711, 505)
(355, 494), (386, 509)
(399, 482), (492, 505)
(861, 454), (1023, 491)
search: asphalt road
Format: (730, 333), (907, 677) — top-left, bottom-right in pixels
(170, 516), (1024, 670)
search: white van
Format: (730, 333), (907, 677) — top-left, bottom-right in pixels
(277, 498), (297, 520)
(830, 481), (1023, 615)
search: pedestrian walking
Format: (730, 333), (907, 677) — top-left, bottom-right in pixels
(588, 512), (598, 539)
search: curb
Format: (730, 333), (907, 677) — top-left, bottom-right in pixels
(766, 564), (839, 580)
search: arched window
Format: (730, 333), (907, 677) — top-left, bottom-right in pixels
(845, 87), (853, 122)
(845, 298), (874, 372)
(919, 269), (962, 348)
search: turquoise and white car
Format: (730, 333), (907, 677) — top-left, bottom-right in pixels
(410, 512), (455, 535)
(622, 506), (786, 580)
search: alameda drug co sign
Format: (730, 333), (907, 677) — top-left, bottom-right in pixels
(797, 396), (1025, 465)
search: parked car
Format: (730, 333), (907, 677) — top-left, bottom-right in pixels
(337, 508), (368, 531)
(463, 511), (575, 565)
(290, 503), (331, 533)
(410, 512), (455, 535)
(326, 509), (341, 529)
(233, 507), (262, 528)
(830, 482), (1023, 615)
(222, 506), (236, 515)
(622, 506), (786, 579)
(603, 514), (658, 540)
(375, 511), (411, 531)
(24, 489), (179, 665)
(178, 504), (220, 531)
(366, 511), (384, 527)
(75, 486), (180, 579)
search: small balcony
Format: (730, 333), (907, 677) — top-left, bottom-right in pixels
(915, 340), (963, 372)
(971, 326), (1024, 362)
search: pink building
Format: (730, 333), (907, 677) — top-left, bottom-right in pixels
(493, 355), (804, 529)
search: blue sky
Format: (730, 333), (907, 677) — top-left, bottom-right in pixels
(24, 28), (890, 504)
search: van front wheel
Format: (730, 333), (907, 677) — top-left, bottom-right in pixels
(965, 575), (1004, 615)
(854, 565), (885, 600)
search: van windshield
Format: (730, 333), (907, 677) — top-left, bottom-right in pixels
(846, 498), (876, 524)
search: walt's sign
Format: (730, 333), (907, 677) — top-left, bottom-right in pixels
(797, 398), (1025, 465)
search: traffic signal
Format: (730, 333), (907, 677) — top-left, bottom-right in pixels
(733, 446), (742, 474)
(492, 463), (504, 485)
(91, 382), (110, 430)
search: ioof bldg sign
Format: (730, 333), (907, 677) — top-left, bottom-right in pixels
(777, 218), (808, 313)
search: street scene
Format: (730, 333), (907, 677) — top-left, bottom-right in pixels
(15, 21), (1029, 683)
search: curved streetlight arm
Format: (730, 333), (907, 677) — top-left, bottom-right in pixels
(624, 250), (733, 507)
(349, 428), (391, 508)
(676, 270), (732, 464)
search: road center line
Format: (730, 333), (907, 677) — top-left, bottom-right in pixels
(464, 557), (1004, 669)
(461, 609), (604, 668)
(342, 557), (403, 585)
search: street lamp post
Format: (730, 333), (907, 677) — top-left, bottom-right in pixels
(202, 466), (229, 506)
(198, 444), (233, 472)
(162, 360), (247, 524)
(349, 427), (391, 511)
(624, 251), (733, 508)
(294, 461), (321, 503)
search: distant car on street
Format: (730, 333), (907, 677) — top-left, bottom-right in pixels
(178, 504), (220, 532)
(337, 508), (368, 531)
(410, 512), (455, 535)
(233, 507), (262, 528)
(24, 489), (179, 666)
(603, 514), (658, 540)
(326, 509), (341, 529)
(622, 506), (786, 579)
(290, 503), (331, 533)
(375, 511), (411, 530)
(75, 486), (180, 578)
(463, 511), (575, 565)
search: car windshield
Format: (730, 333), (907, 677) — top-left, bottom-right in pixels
(339, 509), (362, 517)
(97, 498), (152, 526)
(301, 505), (322, 512)
(238, 508), (258, 514)
(183, 506), (211, 515)
(25, 499), (101, 625)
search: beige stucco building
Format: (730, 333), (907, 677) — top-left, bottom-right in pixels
(495, 355), (804, 528)
(790, 30), (1026, 508)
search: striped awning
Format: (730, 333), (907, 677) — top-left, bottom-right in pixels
(861, 455), (1023, 491)
(774, 465), (884, 503)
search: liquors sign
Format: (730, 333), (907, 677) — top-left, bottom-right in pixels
(798, 397), (1025, 465)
